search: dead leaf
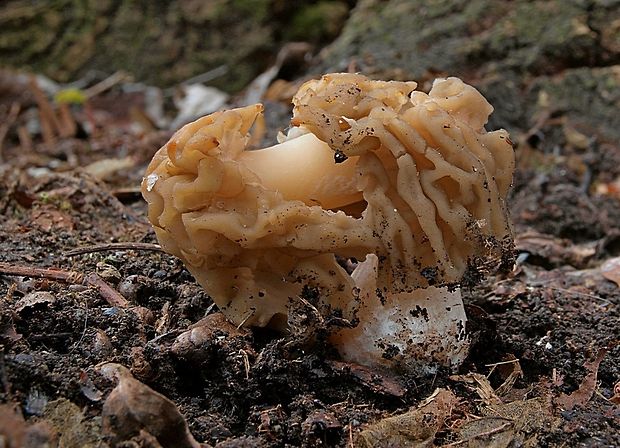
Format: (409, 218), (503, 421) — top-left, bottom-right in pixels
(556, 349), (607, 411)
(302, 409), (341, 438)
(155, 301), (171, 334)
(601, 257), (620, 287)
(171, 312), (249, 363)
(454, 417), (514, 448)
(449, 373), (501, 406)
(563, 124), (590, 150)
(171, 84), (229, 129)
(264, 79), (304, 103)
(515, 230), (596, 269)
(491, 356), (523, 398)
(43, 398), (101, 447)
(98, 362), (200, 448)
(0, 403), (56, 448)
(79, 370), (103, 402)
(610, 381), (620, 404)
(487, 281), (527, 304)
(0, 318), (22, 343)
(83, 156), (135, 180)
(328, 359), (407, 397)
(356, 388), (458, 448)
(242, 42), (312, 105)
(14, 291), (56, 313)
(595, 176), (620, 198)
(30, 206), (74, 232)
(257, 405), (286, 442)
(454, 397), (559, 448)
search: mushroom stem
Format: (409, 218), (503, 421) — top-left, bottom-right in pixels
(330, 254), (469, 373)
(240, 132), (362, 209)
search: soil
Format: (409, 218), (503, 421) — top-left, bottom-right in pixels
(0, 3), (619, 447)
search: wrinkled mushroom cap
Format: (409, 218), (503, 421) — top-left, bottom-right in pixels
(142, 73), (515, 330)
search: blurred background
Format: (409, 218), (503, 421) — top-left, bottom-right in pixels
(0, 0), (617, 176)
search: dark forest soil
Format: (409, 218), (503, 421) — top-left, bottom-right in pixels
(0, 43), (619, 448)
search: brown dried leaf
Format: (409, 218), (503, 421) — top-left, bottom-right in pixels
(171, 313), (249, 363)
(0, 403), (56, 448)
(487, 282), (527, 306)
(356, 388), (458, 448)
(595, 176), (620, 198)
(328, 359), (407, 397)
(0, 318), (22, 343)
(43, 398), (101, 447)
(493, 356), (523, 398)
(454, 397), (559, 448)
(30, 206), (74, 232)
(453, 417), (514, 448)
(601, 257), (620, 287)
(563, 124), (590, 150)
(449, 373), (501, 406)
(302, 409), (341, 438)
(14, 291), (56, 313)
(264, 79), (304, 103)
(79, 370), (103, 402)
(516, 230), (596, 269)
(83, 156), (135, 180)
(556, 349), (607, 411)
(99, 362), (200, 448)
(155, 301), (172, 335)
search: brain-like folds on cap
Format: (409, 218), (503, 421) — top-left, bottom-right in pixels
(142, 73), (515, 329)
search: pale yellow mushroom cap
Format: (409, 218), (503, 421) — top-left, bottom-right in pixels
(141, 73), (515, 336)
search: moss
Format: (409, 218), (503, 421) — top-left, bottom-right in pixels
(320, 0), (619, 143)
(0, 0), (352, 90)
(286, 1), (349, 44)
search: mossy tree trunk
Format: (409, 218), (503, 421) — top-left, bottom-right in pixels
(0, 0), (352, 91)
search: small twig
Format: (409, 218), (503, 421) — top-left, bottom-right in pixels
(17, 125), (33, 152)
(444, 421), (513, 447)
(0, 262), (128, 308)
(348, 423), (354, 448)
(485, 359), (521, 368)
(30, 76), (62, 145)
(146, 329), (182, 346)
(296, 295), (324, 323)
(237, 310), (255, 329)
(57, 102), (77, 138)
(178, 65), (228, 87)
(30, 332), (73, 340)
(546, 286), (610, 305)
(83, 71), (128, 98)
(65, 242), (164, 257)
(0, 262), (82, 282)
(84, 273), (129, 308)
(0, 102), (21, 161)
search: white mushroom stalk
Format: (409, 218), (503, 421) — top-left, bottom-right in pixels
(331, 254), (468, 373)
(142, 73), (515, 374)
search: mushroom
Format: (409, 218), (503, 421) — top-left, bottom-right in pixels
(142, 73), (515, 373)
